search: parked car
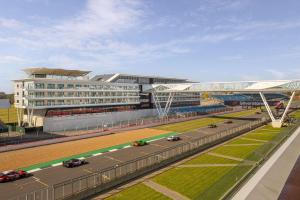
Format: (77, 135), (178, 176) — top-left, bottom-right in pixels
(63, 158), (87, 168)
(224, 120), (233, 124)
(167, 136), (181, 141)
(132, 140), (148, 147)
(208, 124), (217, 128)
(0, 170), (29, 183)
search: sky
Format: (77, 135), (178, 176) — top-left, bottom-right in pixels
(0, 0), (300, 92)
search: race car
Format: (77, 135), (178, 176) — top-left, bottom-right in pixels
(132, 140), (148, 147)
(208, 124), (217, 128)
(167, 136), (181, 141)
(63, 158), (88, 168)
(0, 170), (28, 183)
(224, 120), (233, 124)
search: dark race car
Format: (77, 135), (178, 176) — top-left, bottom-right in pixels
(167, 136), (181, 141)
(63, 158), (87, 168)
(0, 170), (28, 183)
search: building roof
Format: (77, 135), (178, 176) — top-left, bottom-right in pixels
(92, 73), (188, 82)
(144, 80), (300, 92)
(23, 68), (91, 77)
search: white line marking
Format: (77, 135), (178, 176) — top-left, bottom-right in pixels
(109, 149), (117, 152)
(78, 157), (85, 160)
(93, 152), (103, 156)
(122, 145), (131, 149)
(52, 163), (62, 167)
(27, 168), (41, 173)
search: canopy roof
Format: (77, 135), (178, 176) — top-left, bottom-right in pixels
(23, 68), (91, 77)
(144, 80), (300, 92)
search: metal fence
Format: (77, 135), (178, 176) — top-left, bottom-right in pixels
(50, 107), (233, 135)
(11, 117), (268, 200)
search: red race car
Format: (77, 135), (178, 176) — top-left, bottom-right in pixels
(0, 170), (28, 183)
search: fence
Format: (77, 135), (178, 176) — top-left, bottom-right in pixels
(11, 117), (269, 200)
(48, 107), (233, 135)
(44, 106), (231, 133)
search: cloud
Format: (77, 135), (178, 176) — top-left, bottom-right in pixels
(55, 0), (143, 39)
(0, 55), (25, 64)
(0, 18), (23, 29)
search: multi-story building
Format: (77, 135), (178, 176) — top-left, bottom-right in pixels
(14, 68), (200, 128)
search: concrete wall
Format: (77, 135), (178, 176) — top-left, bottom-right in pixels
(43, 109), (158, 132)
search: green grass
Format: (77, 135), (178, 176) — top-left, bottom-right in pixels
(197, 166), (252, 200)
(184, 154), (240, 165)
(226, 138), (265, 145)
(155, 109), (258, 133)
(244, 126), (282, 141)
(106, 183), (171, 200)
(153, 167), (235, 199)
(291, 110), (300, 118)
(211, 145), (262, 160)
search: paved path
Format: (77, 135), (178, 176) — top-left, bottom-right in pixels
(232, 127), (300, 200)
(207, 152), (245, 162)
(144, 180), (190, 200)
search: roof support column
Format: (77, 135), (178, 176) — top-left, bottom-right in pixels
(152, 91), (163, 117)
(152, 91), (174, 118)
(279, 91), (295, 124)
(164, 92), (174, 116)
(259, 92), (276, 121)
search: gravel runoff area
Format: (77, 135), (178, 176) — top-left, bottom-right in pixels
(105, 122), (298, 200)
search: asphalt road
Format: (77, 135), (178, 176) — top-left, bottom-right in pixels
(0, 112), (266, 200)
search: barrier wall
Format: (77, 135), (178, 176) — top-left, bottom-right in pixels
(43, 109), (158, 132)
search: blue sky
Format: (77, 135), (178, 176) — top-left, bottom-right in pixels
(0, 0), (300, 92)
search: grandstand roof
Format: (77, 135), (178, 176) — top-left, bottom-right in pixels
(92, 73), (188, 82)
(23, 68), (91, 77)
(144, 80), (300, 92)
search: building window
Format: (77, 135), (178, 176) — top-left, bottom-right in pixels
(47, 84), (55, 89)
(67, 84), (74, 89)
(35, 83), (45, 89)
(57, 84), (64, 89)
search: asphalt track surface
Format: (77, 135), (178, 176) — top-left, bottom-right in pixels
(0, 112), (266, 200)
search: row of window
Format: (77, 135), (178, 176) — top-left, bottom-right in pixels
(31, 83), (139, 91)
(27, 91), (139, 98)
(28, 98), (140, 107)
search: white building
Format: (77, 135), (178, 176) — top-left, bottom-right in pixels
(14, 68), (200, 128)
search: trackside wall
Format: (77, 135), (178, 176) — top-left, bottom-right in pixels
(43, 109), (158, 132)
